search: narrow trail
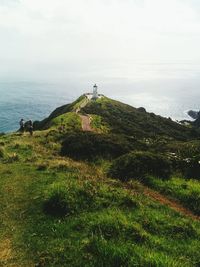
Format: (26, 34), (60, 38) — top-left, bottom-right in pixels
(75, 97), (94, 132)
(144, 187), (200, 221)
(139, 185), (200, 221)
(79, 114), (93, 132)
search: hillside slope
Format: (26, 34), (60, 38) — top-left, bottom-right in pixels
(36, 95), (199, 141)
(82, 97), (199, 140)
(34, 95), (86, 130)
(1, 95), (200, 266)
(0, 132), (200, 267)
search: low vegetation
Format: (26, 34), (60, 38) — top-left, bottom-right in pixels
(0, 96), (200, 266)
(61, 132), (130, 160)
(82, 97), (200, 140)
(146, 176), (200, 216)
(108, 151), (172, 181)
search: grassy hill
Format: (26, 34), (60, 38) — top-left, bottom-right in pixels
(36, 95), (199, 140)
(82, 97), (199, 140)
(0, 95), (200, 266)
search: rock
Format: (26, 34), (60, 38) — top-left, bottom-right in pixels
(188, 110), (200, 120)
(137, 107), (146, 113)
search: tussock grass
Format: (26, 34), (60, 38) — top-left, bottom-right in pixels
(147, 176), (200, 215)
(0, 99), (200, 266)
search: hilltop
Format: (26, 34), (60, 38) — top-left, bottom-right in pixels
(0, 95), (200, 266)
(35, 95), (199, 140)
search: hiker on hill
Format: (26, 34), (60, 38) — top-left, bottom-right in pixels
(19, 119), (25, 134)
(27, 120), (34, 136)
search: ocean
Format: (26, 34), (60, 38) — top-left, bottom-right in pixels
(0, 82), (77, 133)
(0, 79), (200, 133)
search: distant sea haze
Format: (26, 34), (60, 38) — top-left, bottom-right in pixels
(0, 80), (199, 133)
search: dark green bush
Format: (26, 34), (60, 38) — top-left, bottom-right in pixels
(185, 156), (200, 179)
(108, 151), (172, 182)
(185, 191), (200, 215)
(61, 132), (129, 160)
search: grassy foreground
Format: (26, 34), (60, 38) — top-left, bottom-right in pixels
(0, 130), (200, 267)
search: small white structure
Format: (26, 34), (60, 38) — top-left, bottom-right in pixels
(85, 84), (103, 100)
(92, 84), (98, 99)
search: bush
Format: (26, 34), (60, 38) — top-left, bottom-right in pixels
(61, 132), (129, 160)
(108, 151), (172, 182)
(185, 156), (200, 179)
(185, 190), (200, 215)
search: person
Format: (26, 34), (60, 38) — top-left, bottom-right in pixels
(28, 120), (33, 136)
(19, 119), (25, 134)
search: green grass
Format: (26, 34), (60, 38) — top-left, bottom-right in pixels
(82, 97), (199, 140)
(146, 176), (200, 216)
(0, 131), (200, 267)
(1, 95), (200, 266)
(50, 112), (81, 131)
(90, 114), (110, 133)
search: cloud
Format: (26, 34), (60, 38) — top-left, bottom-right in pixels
(0, 0), (200, 82)
(0, 0), (19, 6)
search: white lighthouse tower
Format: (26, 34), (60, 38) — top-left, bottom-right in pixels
(92, 84), (98, 99)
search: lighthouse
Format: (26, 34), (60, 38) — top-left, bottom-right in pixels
(92, 84), (98, 99)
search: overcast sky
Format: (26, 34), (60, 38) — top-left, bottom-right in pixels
(0, 0), (200, 85)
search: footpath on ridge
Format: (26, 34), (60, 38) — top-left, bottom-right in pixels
(75, 97), (94, 132)
(79, 115), (93, 132)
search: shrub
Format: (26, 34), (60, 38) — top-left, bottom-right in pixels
(185, 156), (200, 179)
(61, 132), (129, 160)
(185, 190), (200, 215)
(108, 151), (172, 182)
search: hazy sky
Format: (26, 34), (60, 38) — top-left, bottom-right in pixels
(1, 0), (200, 123)
(0, 0), (199, 79)
(0, 0), (200, 86)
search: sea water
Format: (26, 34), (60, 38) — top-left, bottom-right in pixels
(0, 79), (200, 133)
(0, 82), (78, 133)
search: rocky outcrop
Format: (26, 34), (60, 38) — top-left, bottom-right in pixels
(188, 110), (200, 120)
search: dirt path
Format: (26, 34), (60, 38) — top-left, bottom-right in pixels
(142, 185), (200, 221)
(79, 115), (93, 131)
